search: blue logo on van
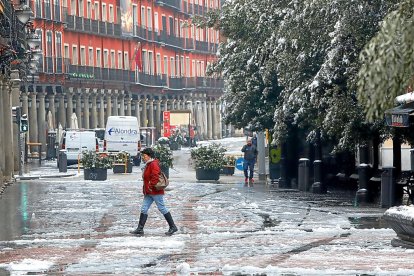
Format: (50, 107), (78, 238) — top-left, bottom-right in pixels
(107, 127), (138, 136)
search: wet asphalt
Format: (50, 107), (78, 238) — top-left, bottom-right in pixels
(0, 148), (413, 275)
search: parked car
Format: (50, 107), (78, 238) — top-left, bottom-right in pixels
(57, 130), (99, 166)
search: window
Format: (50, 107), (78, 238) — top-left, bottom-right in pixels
(156, 53), (161, 75)
(133, 5), (138, 31)
(186, 57), (190, 77)
(94, 2), (99, 20)
(170, 57), (175, 77)
(154, 12), (158, 32)
(169, 16), (173, 35)
(72, 45), (78, 65)
(102, 3), (107, 21)
(71, 0), (76, 15)
(118, 51), (122, 69)
(163, 56), (168, 76)
(201, 61), (205, 76)
(175, 54), (179, 76)
(80, 46), (86, 65)
(64, 44), (69, 72)
(88, 47), (94, 66)
(45, 0), (51, 19)
(192, 60), (195, 76)
(78, 0), (84, 17)
(96, 48), (101, 67)
(55, 32), (62, 57)
(142, 50), (147, 73)
(46, 31), (53, 56)
(103, 49), (109, 68)
(197, 61), (201, 76)
(109, 5), (114, 23)
(141, 6), (146, 27)
(175, 18), (178, 37)
(148, 51), (154, 74)
(87, 0), (92, 18)
(124, 52), (129, 70)
(35, 0), (42, 17)
(110, 50), (115, 68)
(64, 44), (69, 59)
(180, 56), (184, 76)
(147, 8), (152, 31)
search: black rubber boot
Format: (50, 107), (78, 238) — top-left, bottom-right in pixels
(130, 213), (148, 236)
(163, 212), (178, 236)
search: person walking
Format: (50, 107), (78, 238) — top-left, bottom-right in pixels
(130, 148), (178, 236)
(241, 138), (258, 183)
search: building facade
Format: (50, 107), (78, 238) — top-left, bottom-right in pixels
(27, 0), (224, 154)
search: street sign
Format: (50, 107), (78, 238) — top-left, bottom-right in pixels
(236, 157), (244, 171)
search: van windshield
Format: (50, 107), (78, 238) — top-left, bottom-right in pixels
(95, 129), (105, 140)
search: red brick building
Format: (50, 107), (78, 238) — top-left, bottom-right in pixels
(25, 0), (223, 151)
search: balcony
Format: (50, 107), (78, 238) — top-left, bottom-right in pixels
(157, 30), (183, 48)
(155, 0), (181, 11)
(64, 16), (121, 37)
(195, 41), (209, 52)
(45, 56), (53, 73)
(54, 57), (62, 73)
(63, 63), (223, 90)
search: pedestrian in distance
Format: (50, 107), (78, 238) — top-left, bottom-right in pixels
(130, 147), (178, 236)
(241, 137), (258, 184)
(252, 133), (258, 148)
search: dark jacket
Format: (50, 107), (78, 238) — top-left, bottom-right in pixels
(241, 144), (258, 161)
(142, 159), (164, 195)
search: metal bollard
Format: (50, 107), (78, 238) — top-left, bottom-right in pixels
(411, 149), (414, 172)
(311, 160), (326, 193)
(381, 167), (395, 208)
(298, 158), (310, 191)
(356, 164), (369, 204)
(58, 150), (67, 173)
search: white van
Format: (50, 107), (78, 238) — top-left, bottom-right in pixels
(104, 116), (140, 156)
(58, 130), (98, 166)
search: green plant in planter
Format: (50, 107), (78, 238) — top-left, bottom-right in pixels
(153, 144), (173, 168)
(190, 143), (227, 170)
(81, 150), (113, 169)
(223, 155), (236, 167)
(157, 137), (170, 146)
(114, 151), (130, 164)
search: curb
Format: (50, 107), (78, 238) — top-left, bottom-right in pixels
(16, 173), (77, 180)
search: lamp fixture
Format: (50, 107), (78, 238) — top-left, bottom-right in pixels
(26, 32), (41, 48)
(15, 5), (33, 25)
(30, 49), (42, 61)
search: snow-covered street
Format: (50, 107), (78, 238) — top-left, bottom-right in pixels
(0, 138), (413, 275)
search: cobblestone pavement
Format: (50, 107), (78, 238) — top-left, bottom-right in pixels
(0, 149), (413, 275)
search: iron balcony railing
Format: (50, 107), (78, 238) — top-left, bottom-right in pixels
(155, 0), (181, 11)
(55, 57), (63, 73)
(65, 64), (223, 89)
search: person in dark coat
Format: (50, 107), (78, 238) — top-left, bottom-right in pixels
(241, 138), (258, 183)
(130, 148), (178, 236)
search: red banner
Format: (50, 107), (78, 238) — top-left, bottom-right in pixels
(163, 111), (171, 137)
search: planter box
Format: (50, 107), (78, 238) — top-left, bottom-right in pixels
(113, 162), (133, 173)
(170, 142), (181, 151)
(220, 166), (235, 175)
(84, 168), (108, 181)
(196, 168), (220, 181)
(383, 209), (414, 248)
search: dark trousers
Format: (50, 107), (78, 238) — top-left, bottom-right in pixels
(243, 159), (255, 179)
